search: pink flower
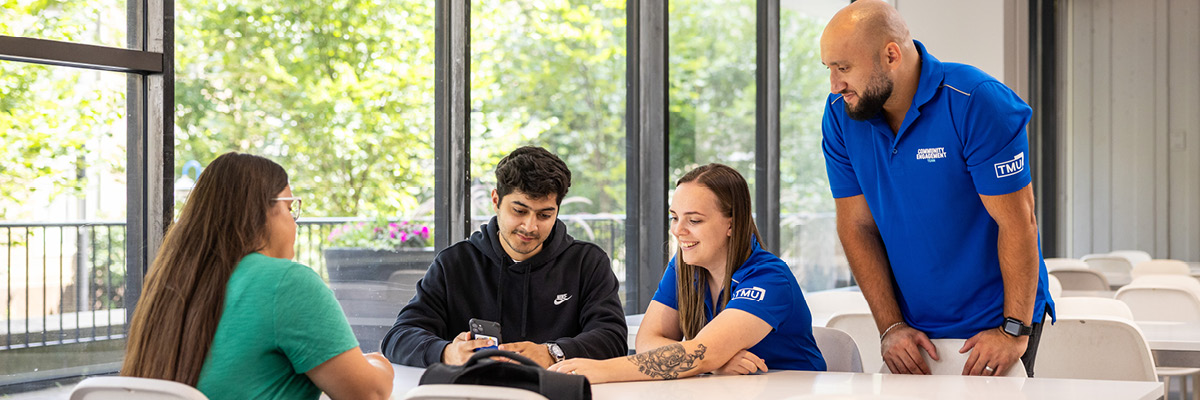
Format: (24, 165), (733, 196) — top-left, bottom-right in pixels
(399, 231), (409, 242)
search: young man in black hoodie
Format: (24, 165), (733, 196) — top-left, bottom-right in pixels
(381, 146), (628, 368)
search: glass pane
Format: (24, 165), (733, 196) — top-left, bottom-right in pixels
(668, 0), (757, 197)
(0, 61), (129, 386)
(780, 2), (847, 291)
(470, 0), (628, 307)
(0, 1), (129, 49)
(175, 0), (436, 352)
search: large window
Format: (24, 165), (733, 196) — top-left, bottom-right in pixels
(0, 61), (129, 386)
(668, 0), (757, 195)
(0, 1), (128, 49)
(780, 2), (846, 291)
(469, 0), (628, 305)
(174, 0), (436, 353)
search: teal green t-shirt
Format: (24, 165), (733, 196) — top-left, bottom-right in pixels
(196, 252), (359, 400)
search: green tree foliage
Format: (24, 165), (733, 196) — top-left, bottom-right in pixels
(174, 0), (437, 217)
(0, 0), (125, 220)
(470, 0), (627, 215)
(6, 0), (833, 222)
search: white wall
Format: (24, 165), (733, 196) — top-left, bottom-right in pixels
(1061, 0), (1200, 261)
(895, 0), (1027, 99)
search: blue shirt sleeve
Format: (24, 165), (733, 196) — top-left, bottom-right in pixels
(822, 95), (863, 198)
(960, 81), (1034, 196)
(724, 264), (794, 329)
(650, 257), (679, 310)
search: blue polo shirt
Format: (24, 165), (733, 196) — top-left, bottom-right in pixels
(821, 40), (1054, 339)
(651, 240), (826, 371)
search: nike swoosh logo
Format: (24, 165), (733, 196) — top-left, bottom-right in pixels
(553, 295), (572, 305)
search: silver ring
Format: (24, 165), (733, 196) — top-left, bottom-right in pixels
(984, 365), (995, 373)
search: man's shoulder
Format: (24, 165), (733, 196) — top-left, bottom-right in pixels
(560, 239), (611, 265)
(430, 239), (489, 269)
(939, 62), (1008, 98)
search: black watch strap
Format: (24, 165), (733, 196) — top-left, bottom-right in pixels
(1002, 317), (1033, 336)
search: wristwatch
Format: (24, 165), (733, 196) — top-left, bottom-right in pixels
(546, 343), (565, 363)
(1001, 317), (1033, 337)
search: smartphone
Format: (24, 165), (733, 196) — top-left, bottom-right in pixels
(469, 318), (502, 351)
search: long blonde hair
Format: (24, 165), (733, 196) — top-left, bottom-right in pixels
(674, 164), (762, 339)
(122, 152), (288, 385)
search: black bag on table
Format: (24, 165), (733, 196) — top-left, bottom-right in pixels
(419, 349), (591, 400)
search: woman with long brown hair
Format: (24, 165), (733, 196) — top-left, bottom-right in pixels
(122, 152), (393, 399)
(548, 163), (825, 382)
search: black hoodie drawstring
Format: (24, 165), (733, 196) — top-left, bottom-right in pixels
(522, 262), (531, 338)
(496, 264), (505, 335)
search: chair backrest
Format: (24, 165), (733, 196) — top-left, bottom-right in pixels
(1127, 274), (1200, 298)
(805, 290), (870, 316)
(1052, 297), (1135, 320)
(1047, 274), (1063, 299)
(1109, 250), (1154, 266)
(405, 384), (550, 400)
(876, 339), (1026, 377)
(1116, 287), (1200, 322)
(1130, 259), (1191, 279)
(1048, 268), (1110, 291)
(825, 312), (881, 374)
(1081, 254), (1135, 275)
(1035, 316), (1157, 382)
(70, 377), (209, 400)
(1045, 257), (1090, 271)
(812, 326), (864, 373)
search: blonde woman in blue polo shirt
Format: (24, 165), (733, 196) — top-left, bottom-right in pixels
(549, 164), (826, 382)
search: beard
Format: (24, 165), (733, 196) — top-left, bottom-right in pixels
(501, 228), (542, 255)
(844, 69), (894, 121)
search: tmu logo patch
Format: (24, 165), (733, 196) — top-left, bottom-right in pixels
(732, 286), (766, 302)
(994, 152), (1025, 178)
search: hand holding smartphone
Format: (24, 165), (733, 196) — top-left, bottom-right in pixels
(469, 318), (502, 351)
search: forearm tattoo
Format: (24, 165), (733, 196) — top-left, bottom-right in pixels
(628, 343), (707, 380)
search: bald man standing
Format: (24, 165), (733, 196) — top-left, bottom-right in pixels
(818, 0), (1055, 377)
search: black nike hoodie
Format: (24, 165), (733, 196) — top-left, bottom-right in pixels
(381, 216), (628, 367)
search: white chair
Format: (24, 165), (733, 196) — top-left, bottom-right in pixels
(876, 338), (1026, 377)
(1110, 250), (1155, 267)
(1132, 259), (1192, 279)
(1116, 276), (1200, 399)
(806, 291), (870, 318)
(826, 312), (881, 374)
(1036, 316), (1158, 382)
(70, 377), (209, 400)
(1082, 254), (1136, 287)
(1123, 273), (1200, 312)
(1048, 267), (1110, 291)
(1047, 274), (1063, 299)
(1053, 297), (1134, 320)
(1045, 257), (1090, 271)
(405, 384), (549, 400)
(812, 326), (864, 372)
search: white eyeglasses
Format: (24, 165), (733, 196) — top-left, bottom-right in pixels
(272, 197), (302, 221)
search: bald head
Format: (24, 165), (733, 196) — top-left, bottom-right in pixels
(824, 0), (911, 51)
(820, 0), (922, 124)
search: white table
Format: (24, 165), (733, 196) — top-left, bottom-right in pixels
(1138, 321), (1200, 368)
(390, 365), (1162, 400)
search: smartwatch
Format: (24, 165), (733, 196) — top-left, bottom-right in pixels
(1001, 317), (1033, 337)
(546, 343), (565, 363)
